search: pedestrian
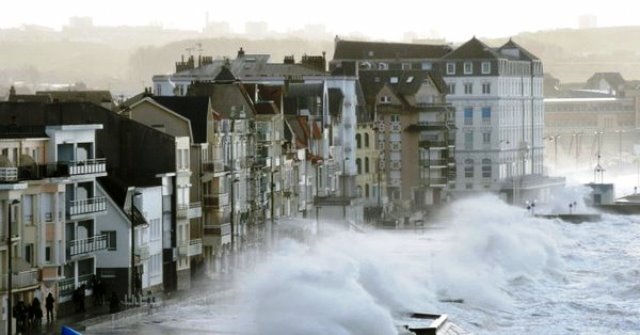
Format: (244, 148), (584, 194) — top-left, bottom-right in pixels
(13, 300), (27, 332)
(31, 297), (42, 327)
(79, 284), (86, 312)
(45, 292), (55, 323)
(109, 292), (120, 313)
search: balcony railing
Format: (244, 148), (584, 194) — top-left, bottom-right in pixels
(0, 269), (40, 291)
(135, 244), (150, 262)
(67, 196), (107, 218)
(0, 167), (18, 182)
(204, 223), (231, 236)
(188, 239), (202, 256)
(67, 158), (107, 176)
(59, 273), (93, 297)
(419, 140), (448, 148)
(201, 160), (224, 174)
(177, 202), (202, 219)
(203, 193), (229, 208)
(67, 234), (108, 257)
(421, 159), (448, 168)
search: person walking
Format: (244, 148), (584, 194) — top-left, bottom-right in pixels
(45, 292), (55, 323)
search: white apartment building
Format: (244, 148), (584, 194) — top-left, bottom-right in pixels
(442, 38), (547, 203)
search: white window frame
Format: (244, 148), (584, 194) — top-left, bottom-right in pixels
(446, 63), (456, 75)
(464, 83), (473, 95)
(482, 62), (491, 74)
(482, 82), (491, 94)
(464, 62), (473, 75)
(448, 83), (456, 95)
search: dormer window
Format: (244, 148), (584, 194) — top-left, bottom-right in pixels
(482, 62), (491, 74)
(464, 62), (473, 75)
(390, 77), (398, 84)
(360, 62), (372, 70)
(378, 62), (388, 70)
(380, 96), (391, 103)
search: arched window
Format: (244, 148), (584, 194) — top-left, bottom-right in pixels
(365, 184), (370, 198)
(464, 159), (474, 178)
(356, 158), (362, 174)
(482, 158), (492, 178)
(365, 157), (370, 173)
(364, 133), (370, 148)
(356, 134), (362, 149)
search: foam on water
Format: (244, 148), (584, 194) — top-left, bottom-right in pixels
(99, 188), (640, 335)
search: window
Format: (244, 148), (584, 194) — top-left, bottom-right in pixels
(364, 133), (370, 148)
(482, 107), (491, 125)
(378, 63), (388, 70)
(464, 62), (473, 74)
(482, 83), (491, 94)
(356, 134), (362, 149)
(380, 96), (391, 103)
(103, 231), (117, 251)
(390, 114), (400, 122)
(482, 62), (491, 74)
(421, 62), (432, 70)
(464, 132), (473, 150)
(464, 83), (473, 94)
(482, 159), (492, 178)
(360, 62), (372, 70)
(365, 184), (370, 198)
(365, 157), (370, 173)
(390, 77), (398, 84)
(402, 63), (412, 70)
(482, 132), (491, 144)
(45, 246), (51, 263)
(447, 83), (456, 95)
(465, 159), (474, 178)
(155, 84), (162, 96)
(446, 63), (456, 75)
(464, 108), (473, 126)
(356, 158), (362, 175)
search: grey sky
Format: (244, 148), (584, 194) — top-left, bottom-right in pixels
(2, 0), (635, 42)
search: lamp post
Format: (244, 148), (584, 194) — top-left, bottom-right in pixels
(7, 199), (19, 335)
(129, 191), (141, 299)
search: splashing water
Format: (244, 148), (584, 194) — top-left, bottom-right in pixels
(93, 194), (640, 335)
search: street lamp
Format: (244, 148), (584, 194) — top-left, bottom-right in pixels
(129, 191), (142, 299)
(7, 199), (19, 335)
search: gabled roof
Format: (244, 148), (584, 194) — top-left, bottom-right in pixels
(442, 37), (502, 60)
(189, 82), (256, 119)
(498, 39), (540, 61)
(333, 40), (452, 60)
(585, 72), (626, 91)
(151, 96), (211, 143)
(214, 65), (237, 82)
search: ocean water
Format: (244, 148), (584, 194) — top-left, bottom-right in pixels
(89, 193), (640, 335)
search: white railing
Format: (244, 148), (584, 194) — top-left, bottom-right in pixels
(68, 196), (107, 217)
(0, 269), (40, 290)
(188, 239), (202, 256)
(68, 158), (107, 176)
(68, 234), (108, 257)
(0, 167), (18, 182)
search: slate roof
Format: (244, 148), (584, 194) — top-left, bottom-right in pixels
(585, 72), (626, 91)
(37, 90), (114, 104)
(333, 40), (452, 60)
(499, 39), (540, 61)
(151, 96), (211, 143)
(173, 54), (326, 79)
(287, 83), (324, 97)
(8, 94), (52, 103)
(441, 37), (502, 60)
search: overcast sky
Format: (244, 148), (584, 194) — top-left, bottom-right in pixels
(2, 0), (637, 42)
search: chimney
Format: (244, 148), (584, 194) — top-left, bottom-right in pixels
(284, 55), (295, 64)
(237, 47), (245, 58)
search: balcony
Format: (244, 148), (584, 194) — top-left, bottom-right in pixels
(0, 167), (18, 182)
(188, 239), (202, 256)
(421, 159), (448, 169)
(177, 202), (202, 219)
(203, 193), (229, 208)
(67, 196), (107, 218)
(59, 273), (93, 297)
(67, 158), (107, 176)
(67, 235), (108, 258)
(419, 140), (448, 149)
(202, 160), (224, 174)
(406, 121), (450, 132)
(0, 268), (40, 292)
(428, 177), (449, 188)
(203, 224), (231, 247)
(135, 244), (150, 263)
